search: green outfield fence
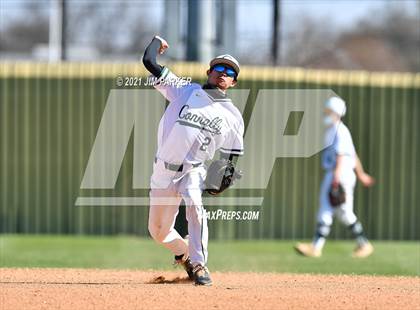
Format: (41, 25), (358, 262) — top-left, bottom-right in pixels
(1, 62), (419, 240)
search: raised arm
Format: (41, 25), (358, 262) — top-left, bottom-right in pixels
(142, 36), (169, 77)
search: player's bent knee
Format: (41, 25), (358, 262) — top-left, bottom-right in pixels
(148, 223), (166, 243)
(148, 223), (158, 240)
(348, 220), (363, 236)
(316, 222), (331, 237)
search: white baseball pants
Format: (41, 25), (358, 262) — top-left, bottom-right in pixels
(317, 169), (358, 226)
(148, 158), (208, 266)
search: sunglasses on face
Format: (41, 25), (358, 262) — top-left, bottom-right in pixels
(212, 64), (237, 78)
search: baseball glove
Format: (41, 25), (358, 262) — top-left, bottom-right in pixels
(329, 183), (346, 207)
(204, 159), (242, 195)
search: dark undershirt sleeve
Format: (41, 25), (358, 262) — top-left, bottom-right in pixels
(142, 38), (164, 77)
(220, 152), (240, 165)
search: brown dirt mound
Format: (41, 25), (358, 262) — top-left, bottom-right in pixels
(1, 268), (419, 310)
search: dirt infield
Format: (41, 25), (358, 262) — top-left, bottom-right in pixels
(1, 268), (419, 310)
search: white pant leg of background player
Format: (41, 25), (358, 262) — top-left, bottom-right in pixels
(317, 170), (357, 226)
(338, 170), (369, 246)
(313, 171), (334, 250)
(315, 169), (358, 250)
(334, 170), (357, 226)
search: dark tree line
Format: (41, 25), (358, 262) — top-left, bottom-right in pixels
(1, 1), (418, 72)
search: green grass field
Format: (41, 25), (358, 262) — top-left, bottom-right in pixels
(1, 235), (419, 276)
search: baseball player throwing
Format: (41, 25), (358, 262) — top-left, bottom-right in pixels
(295, 97), (375, 258)
(143, 36), (244, 285)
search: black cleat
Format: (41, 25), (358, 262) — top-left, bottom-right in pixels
(192, 264), (212, 286)
(174, 255), (194, 280)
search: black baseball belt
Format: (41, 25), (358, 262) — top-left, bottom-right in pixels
(154, 157), (201, 172)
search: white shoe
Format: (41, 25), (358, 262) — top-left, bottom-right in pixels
(353, 242), (374, 258)
(294, 242), (322, 257)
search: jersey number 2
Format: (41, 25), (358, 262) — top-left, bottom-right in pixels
(200, 137), (211, 151)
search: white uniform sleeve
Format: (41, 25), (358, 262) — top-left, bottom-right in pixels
(153, 67), (188, 102)
(334, 125), (355, 156)
(220, 118), (244, 156)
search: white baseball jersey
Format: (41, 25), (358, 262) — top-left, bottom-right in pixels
(153, 68), (244, 165)
(322, 122), (356, 171)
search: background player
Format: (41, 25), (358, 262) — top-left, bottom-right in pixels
(143, 36), (244, 285)
(295, 97), (375, 258)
